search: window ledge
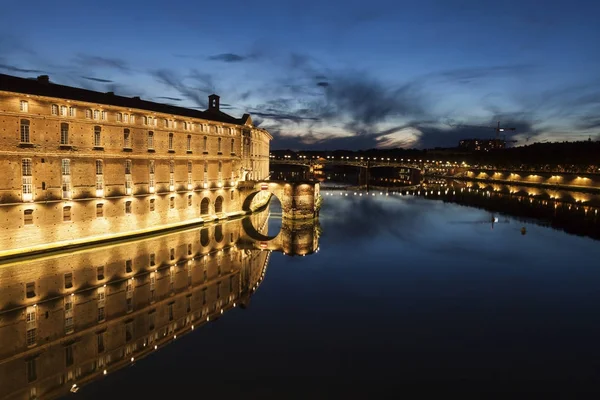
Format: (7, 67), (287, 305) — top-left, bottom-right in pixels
(168, 150), (175, 153)
(93, 146), (104, 151)
(203, 151), (209, 155)
(123, 147), (133, 152)
(186, 150), (193, 154)
(59, 144), (73, 149)
(18, 142), (34, 148)
(147, 149), (156, 153)
(217, 152), (223, 155)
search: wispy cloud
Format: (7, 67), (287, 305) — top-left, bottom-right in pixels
(156, 96), (183, 101)
(74, 54), (130, 73)
(81, 76), (113, 83)
(0, 63), (43, 74)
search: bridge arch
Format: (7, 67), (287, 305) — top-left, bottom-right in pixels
(239, 181), (320, 220)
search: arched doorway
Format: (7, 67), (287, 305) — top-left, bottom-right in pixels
(200, 197), (210, 215)
(215, 196), (224, 213)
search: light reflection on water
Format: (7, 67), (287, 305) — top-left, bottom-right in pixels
(4, 187), (600, 398)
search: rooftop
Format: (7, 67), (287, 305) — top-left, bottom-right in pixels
(0, 73), (252, 127)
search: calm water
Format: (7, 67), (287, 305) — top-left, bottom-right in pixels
(2, 186), (600, 399)
(81, 188), (600, 398)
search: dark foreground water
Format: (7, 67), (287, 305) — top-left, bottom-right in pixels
(77, 189), (600, 398)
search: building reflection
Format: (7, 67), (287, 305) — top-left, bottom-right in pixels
(0, 209), (320, 400)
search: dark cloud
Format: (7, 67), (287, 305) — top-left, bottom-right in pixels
(413, 117), (536, 149)
(317, 81), (329, 87)
(151, 69), (209, 108)
(156, 96), (183, 101)
(0, 64), (43, 74)
(251, 112), (320, 124)
(436, 64), (534, 83)
(81, 76), (113, 83)
(74, 54), (130, 72)
(239, 91), (251, 101)
(208, 53), (253, 63)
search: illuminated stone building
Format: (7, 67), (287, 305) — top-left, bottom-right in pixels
(0, 217), (270, 400)
(458, 138), (506, 152)
(0, 73), (272, 253)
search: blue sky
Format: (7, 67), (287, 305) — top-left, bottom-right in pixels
(1, 0), (599, 150)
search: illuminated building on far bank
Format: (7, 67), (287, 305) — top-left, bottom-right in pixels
(458, 138), (506, 152)
(0, 74), (271, 253)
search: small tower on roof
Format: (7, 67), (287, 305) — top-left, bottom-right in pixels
(208, 94), (220, 111)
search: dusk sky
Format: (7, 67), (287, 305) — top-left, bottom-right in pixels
(1, 0), (599, 150)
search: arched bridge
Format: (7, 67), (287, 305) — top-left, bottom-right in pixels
(271, 158), (423, 171)
(238, 180), (321, 220)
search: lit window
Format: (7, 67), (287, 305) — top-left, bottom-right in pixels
(64, 273), (73, 289)
(124, 129), (131, 148)
(60, 123), (69, 145)
(101, 110), (107, 120)
(170, 197), (175, 209)
(85, 109), (92, 119)
(116, 112), (122, 122)
(125, 201), (132, 214)
(187, 135), (192, 151)
(20, 100), (28, 112)
(51, 104), (58, 115)
(96, 203), (104, 218)
(94, 126), (102, 147)
(62, 159), (71, 199)
(20, 119), (30, 143)
(148, 131), (154, 149)
(93, 109), (99, 120)
(97, 266), (104, 280)
(22, 158), (33, 201)
(230, 138), (235, 154)
(149, 198), (155, 211)
(168, 133), (174, 150)
(130, 114), (135, 124)
(69, 106), (76, 117)
(123, 113), (129, 123)
(203, 136), (208, 152)
(218, 138), (222, 153)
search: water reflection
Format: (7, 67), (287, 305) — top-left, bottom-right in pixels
(0, 209), (320, 400)
(321, 180), (600, 241)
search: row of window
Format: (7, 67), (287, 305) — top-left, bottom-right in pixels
(19, 119), (237, 153)
(18, 100), (238, 134)
(22, 192), (232, 224)
(21, 157), (231, 201)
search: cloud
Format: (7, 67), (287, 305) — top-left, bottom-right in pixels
(151, 69), (209, 108)
(81, 76), (114, 83)
(0, 63), (44, 74)
(74, 54), (130, 72)
(208, 53), (255, 62)
(156, 96), (183, 101)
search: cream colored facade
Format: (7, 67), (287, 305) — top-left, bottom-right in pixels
(0, 74), (272, 253)
(0, 215), (271, 400)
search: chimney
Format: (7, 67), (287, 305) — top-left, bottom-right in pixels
(37, 75), (50, 84)
(208, 94), (220, 111)
(132, 96), (141, 101)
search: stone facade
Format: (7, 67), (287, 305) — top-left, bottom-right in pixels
(0, 74), (272, 254)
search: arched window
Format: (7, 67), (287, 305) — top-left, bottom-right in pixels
(60, 123), (69, 145)
(203, 136), (208, 152)
(20, 119), (30, 143)
(187, 134), (191, 151)
(94, 126), (102, 147)
(230, 138), (235, 154)
(217, 137), (222, 153)
(168, 132), (174, 150)
(200, 197), (210, 215)
(215, 196), (223, 213)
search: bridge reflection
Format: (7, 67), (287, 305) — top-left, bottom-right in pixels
(322, 181), (600, 240)
(0, 209), (320, 400)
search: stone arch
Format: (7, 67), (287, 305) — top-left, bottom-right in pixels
(200, 197), (210, 215)
(215, 195), (224, 213)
